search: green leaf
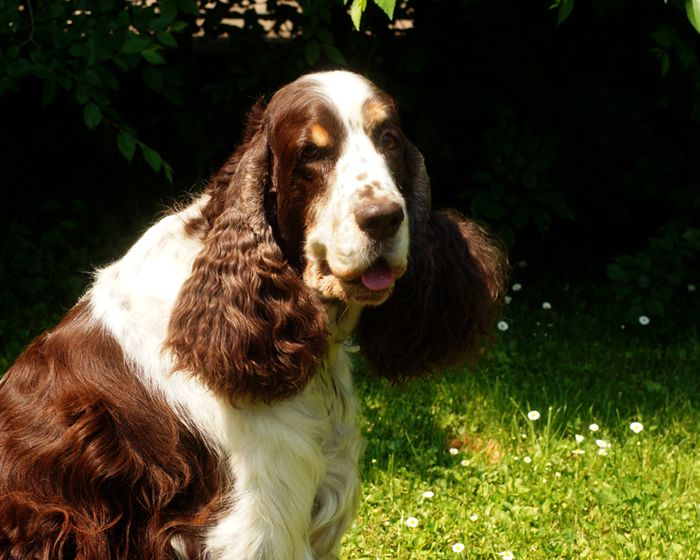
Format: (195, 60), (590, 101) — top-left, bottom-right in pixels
(112, 56), (129, 73)
(117, 130), (137, 163)
(321, 43), (347, 65)
(349, 0), (367, 30)
(556, 0), (574, 26)
(120, 33), (152, 55)
(75, 84), (90, 104)
(315, 26), (334, 45)
(141, 48), (166, 65)
(607, 263), (628, 283)
(140, 143), (163, 172)
(142, 66), (163, 92)
(161, 0), (179, 20)
(96, 66), (120, 91)
(32, 64), (55, 80)
(156, 30), (178, 48)
(171, 21), (188, 32)
(150, 16), (174, 32)
(305, 39), (321, 66)
(176, 0), (199, 16)
(471, 171), (493, 185)
(686, 0), (700, 34)
(83, 102), (102, 130)
(374, 0), (396, 19)
(471, 192), (490, 214)
(42, 79), (57, 106)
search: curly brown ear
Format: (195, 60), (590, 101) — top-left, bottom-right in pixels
(357, 144), (507, 381)
(165, 125), (329, 404)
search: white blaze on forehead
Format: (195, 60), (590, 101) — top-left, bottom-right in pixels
(310, 71), (377, 127)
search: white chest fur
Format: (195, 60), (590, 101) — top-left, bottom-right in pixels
(88, 200), (362, 560)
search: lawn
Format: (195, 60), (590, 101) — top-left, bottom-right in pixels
(343, 287), (700, 559)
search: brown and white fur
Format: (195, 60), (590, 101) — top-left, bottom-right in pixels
(0, 71), (506, 560)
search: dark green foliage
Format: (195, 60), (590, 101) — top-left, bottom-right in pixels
(2, 0), (699, 369)
(468, 110), (574, 247)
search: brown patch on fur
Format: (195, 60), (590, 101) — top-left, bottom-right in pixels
(165, 81), (334, 405)
(0, 301), (225, 559)
(362, 99), (392, 129)
(445, 436), (502, 463)
(357, 184), (375, 200)
(310, 124), (331, 147)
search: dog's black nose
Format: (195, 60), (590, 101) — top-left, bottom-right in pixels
(354, 202), (405, 240)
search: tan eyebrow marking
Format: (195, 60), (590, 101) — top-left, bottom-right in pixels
(363, 100), (391, 127)
(310, 124), (331, 147)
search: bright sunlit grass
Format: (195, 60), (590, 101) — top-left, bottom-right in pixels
(344, 296), (700, 559)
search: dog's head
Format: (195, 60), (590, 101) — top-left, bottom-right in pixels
(166, 71), (506, 403)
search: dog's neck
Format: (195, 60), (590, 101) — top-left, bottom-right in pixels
(325, 301), (363, 346)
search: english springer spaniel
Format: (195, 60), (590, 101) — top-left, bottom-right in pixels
(0, 71), (506, 560)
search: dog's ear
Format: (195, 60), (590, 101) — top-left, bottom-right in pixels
(166, 109), (329, 404)
(357, 141), (507, 382)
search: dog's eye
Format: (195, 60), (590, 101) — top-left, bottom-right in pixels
(301, 145), (319, 160)
(381, 133), (398, 151)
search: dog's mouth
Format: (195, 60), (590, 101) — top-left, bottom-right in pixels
(359, 259), (395, 291)
(305, 254), (406, 304)
(341, 257), (406, 303)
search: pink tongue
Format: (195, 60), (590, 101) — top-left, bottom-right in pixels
(361, 261), (395, 291)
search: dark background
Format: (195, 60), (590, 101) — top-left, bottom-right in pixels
(2, 0), (699, 366)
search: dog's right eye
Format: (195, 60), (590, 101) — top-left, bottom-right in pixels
(301, 146), (319, 160)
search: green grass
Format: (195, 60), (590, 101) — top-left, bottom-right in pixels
(343, 295), (700, 559)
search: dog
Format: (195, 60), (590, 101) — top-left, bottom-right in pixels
(0, 71), (506, 560)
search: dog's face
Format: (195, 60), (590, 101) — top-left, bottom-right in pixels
(264, 71), (414, 305)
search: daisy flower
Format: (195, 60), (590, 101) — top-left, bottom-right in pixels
(527, 410), (540, 420)
(512, 283), (522, 291)
(575, 434), (584, 443)
(598, 448), (607, 456)
(589, 424), (599, 432)
(523, 456), (532, 463)
(504, 296), (513, 304)
(449, 448), (459, 455)
(422, 491), (434, 498)
(630, 422), (644, 434)
(498, 321), (509, 331)
(461, 459), (470, 467)
(470, 514), (479, 521)
(639, 316), (650, 325)
(572, 449), (585, 455)
(595, 439), (608, 448)
(405, 517), (419, 528)
(542, 302), (552, 309)
(452, 543), (465, 553)
(499, 552), (515, 560)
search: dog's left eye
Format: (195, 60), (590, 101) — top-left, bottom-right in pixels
(381, 133), (398, 151)
(301, 146), (319, 160)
